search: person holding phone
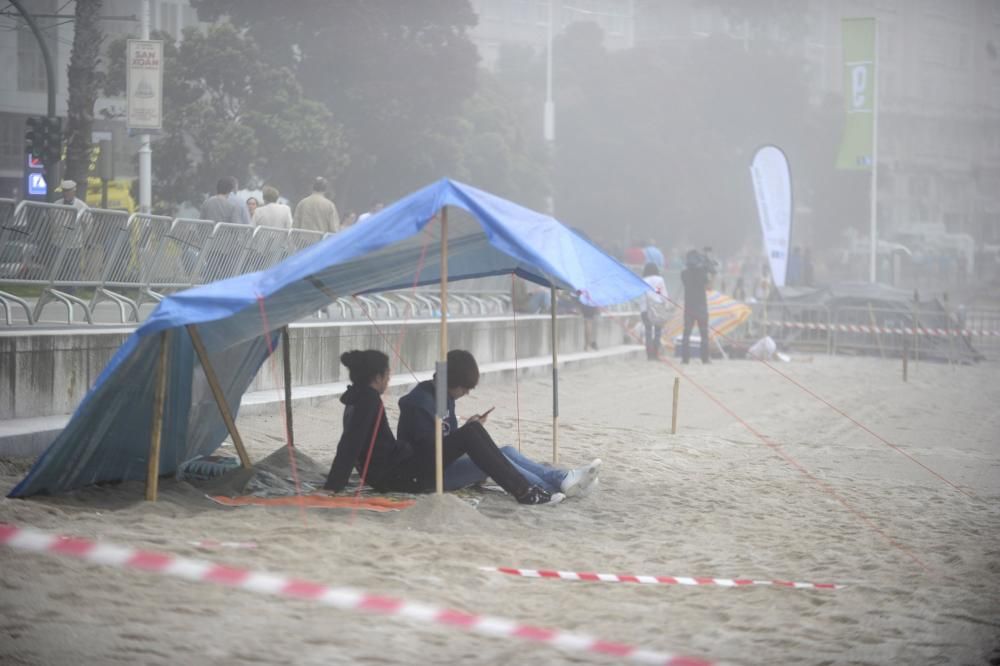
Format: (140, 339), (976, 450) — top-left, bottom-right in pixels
(397, 349), (601, 496)
(324, 350), (563, 505)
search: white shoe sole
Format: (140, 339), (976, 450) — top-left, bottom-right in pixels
(561, 459), (602, 497)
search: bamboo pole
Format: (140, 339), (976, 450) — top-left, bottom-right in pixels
(550, 283), (559, 464)
(186, 324), (252, 469)
(145, 330), (171, 501)
(435, 208), (448, 495)
(671, 376), (680, 435)
(281, 326), (295, 448)
(868, 304), (885, 358)
(902, 342), (908, 382)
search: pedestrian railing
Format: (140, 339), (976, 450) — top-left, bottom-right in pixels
(0, 201), (528, 326)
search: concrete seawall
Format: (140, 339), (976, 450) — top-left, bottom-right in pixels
(1, 312), (642, 456)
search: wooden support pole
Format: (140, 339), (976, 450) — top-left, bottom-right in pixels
(186, 324), (252, 469)
(281, 326), (295, 448)
(435, 208), (448, 495)
(551, 284), (559, 464)
(671, 376), (680, 435)
(145, 330), (171, 502)
(868, 304), (885, 358)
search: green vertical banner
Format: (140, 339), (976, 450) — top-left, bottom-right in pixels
(836, 18), (876, 170)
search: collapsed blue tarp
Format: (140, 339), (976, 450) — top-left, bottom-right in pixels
(11, 178), (650, 497)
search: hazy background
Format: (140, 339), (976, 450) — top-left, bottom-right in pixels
(3, 0), (998, 294)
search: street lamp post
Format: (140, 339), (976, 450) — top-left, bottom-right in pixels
(544, 0), (555, 145)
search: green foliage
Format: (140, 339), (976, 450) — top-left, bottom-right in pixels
(191, 0), (479, 210)
(104, 24), (345, 213)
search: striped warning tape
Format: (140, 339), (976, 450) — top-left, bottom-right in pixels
(188, 539), (258, 551)
(484, 567), (845, 590)
(770, 320), (1000, 337)
(0, 523), (721, 666)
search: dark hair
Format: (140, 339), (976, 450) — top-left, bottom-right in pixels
(312, 177), (328, 192)
(216, 178), (235, 195)
(341, 349), (389, 386)
(447, 349), (479, 390)
(262, 185), (279, 203)
(642, 262), (660, 277)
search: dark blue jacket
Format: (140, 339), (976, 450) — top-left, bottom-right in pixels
(397, 380), (456, 461)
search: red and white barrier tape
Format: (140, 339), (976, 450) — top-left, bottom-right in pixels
(188, 539), (258, 551)
(485, 567), (844, 590)
(771, 320), (999, 338)
(0, 523), (720, 666)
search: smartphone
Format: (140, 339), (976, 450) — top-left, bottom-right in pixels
(478, 406), (495, 419)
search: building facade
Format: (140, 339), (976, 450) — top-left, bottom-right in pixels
(0, 0), (202, 201)
(631, 0), (1000, 251)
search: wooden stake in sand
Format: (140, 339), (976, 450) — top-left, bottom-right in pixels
(281, 326), (295, 448)
(671, 376), (680, 434)
(434, 208), (449, 495)
(868, 303), (885, 358)
(145, 329), (171, 501)
(551, 283), (559, 464)
(902, 340), (908, 382)
(186, 324), (252, 469)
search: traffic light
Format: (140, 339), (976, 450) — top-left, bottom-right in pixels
(25, 116), (42, 161)
(40, 116), (62, 168)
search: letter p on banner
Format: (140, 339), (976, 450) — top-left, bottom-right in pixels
(836, 18), (876, 170)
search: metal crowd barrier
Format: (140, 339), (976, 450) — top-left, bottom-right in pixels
(748, 301), (833, 354)
(959, 307), (1000, 360)
(0, 201), (524, 326)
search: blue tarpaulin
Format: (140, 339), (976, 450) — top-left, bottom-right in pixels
(11, 178), (650, 497)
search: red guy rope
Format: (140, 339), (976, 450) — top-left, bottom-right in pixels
(617, 317), (933, 575)
(663, 295), (976, 500)
(256, 293), (306, 521)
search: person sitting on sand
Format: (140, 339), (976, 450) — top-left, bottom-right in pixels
(324, 350), (565, 505)
(397, 349), (601, 496)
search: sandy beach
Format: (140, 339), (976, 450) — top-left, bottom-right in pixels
(1, 353), (998, 665)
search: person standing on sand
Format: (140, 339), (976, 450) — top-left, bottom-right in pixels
(680, 249), (711, 365)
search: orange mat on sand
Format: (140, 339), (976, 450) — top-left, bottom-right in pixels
(207, 494), (415, 512)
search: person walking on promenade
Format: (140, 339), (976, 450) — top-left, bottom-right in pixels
(294, 177), (340, 234)
(200, 177), (242, 225)
(252, 185), (293, 229)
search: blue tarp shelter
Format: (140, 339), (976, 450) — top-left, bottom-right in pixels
(11, 178), (650, 498)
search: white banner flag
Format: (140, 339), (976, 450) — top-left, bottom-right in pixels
(750, 145), (793, 288)
(127, 39), (163, 130)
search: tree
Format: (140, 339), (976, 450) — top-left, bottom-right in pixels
(105, 24), (346, 213)
(191, 0), (479, 211)
(455, 49), (550, 212)
(64, 0), (105, 189)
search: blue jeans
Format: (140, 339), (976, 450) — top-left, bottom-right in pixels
(443, 445), (566, 493)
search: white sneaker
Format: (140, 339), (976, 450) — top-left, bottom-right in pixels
(578, 476), (599, 497)
(560, 458), (602, 497)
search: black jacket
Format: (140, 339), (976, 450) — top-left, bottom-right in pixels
(324, 385), (412, 492)
(681, 265), (710, 315)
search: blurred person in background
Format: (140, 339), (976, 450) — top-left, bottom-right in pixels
(252, 185), (293, 229)
(294, 177), (340, 234)
(680, 249), (711, 365)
